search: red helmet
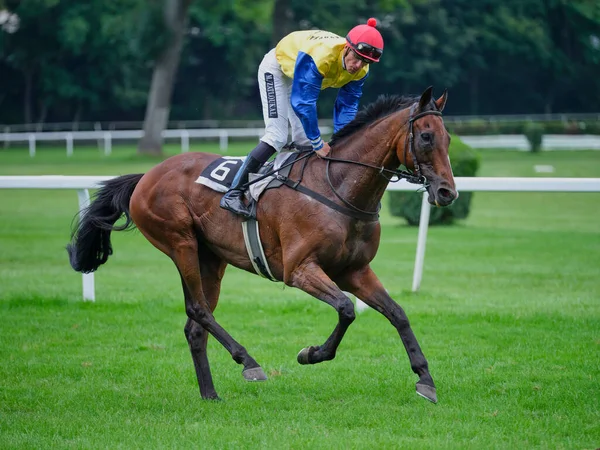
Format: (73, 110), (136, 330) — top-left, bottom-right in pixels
(346, 18), (384, 63)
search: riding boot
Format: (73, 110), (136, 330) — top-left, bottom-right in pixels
(219, 156), (262, 218)
(220, 141), (277, 218)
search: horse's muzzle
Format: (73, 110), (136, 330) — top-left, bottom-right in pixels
(428, 185), (458, 207)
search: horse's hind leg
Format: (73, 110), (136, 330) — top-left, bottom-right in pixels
(337, 266), (437, 403)
(183, 247), (228, 400)
(288, 262), (356, 365)
(174, 242), (267, 388)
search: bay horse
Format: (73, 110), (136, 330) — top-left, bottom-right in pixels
(67, 86), (457, 403)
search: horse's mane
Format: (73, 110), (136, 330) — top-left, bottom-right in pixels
(329, 94), (420, 146)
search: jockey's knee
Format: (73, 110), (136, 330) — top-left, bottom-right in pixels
(250, 141), (277, 161)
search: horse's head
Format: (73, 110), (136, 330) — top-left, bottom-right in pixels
(396, 86), (458, 207)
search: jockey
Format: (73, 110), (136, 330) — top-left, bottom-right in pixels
(220, 18), (384, 219)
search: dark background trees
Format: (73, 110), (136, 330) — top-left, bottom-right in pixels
(1, 0), (599, 124)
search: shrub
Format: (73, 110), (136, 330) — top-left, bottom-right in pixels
(523, 121), (545, 152)
(446, 119), (600, 136)
(496, 121), (525, 134)
(388, 134), (480, 226)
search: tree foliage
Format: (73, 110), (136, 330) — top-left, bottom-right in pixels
(1, 0), (150, 123)
(1, 0), (599, 124)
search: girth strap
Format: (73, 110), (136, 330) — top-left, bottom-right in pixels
(241, 219), (277, 281)
(278, 175), (380, 222)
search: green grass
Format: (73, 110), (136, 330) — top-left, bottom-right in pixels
(1, 144), (599, 449)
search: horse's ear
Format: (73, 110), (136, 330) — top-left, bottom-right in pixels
(418, 86), (434, 111)
(435, 89), (448, 112)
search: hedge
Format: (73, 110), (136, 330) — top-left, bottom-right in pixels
(446, 119), (600, 136)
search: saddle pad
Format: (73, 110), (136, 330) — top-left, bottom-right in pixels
(195, 152), (295, 201)
(195, 156), (245, 193)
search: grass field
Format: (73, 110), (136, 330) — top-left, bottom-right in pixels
(1, 143), (599, 449)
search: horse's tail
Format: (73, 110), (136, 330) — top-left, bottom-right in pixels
(66, 173), (144, 273)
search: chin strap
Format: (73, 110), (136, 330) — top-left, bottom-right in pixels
(341, 49), (347, 70)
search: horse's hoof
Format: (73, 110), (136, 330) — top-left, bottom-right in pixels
(242, 366), (267, 381)
(297, 347), (314, 365)
(202, 394), (221, 401)
(416, 382), (437, 404)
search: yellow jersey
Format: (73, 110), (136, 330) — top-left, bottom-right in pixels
(275, 30), (369, 89)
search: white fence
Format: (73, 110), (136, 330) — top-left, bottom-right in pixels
(1, 175), (599, 302)
(2, 128), (600, 154)
(0, 127), (332, 155)
(460, 134), (600, 151)
(3, 112), (600, 133)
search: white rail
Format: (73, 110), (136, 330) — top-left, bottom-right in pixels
(1, 175), (599, 301)
(0, 127), (331, 155)
(460, 134), (600, 151)
(2, 129), (599, 154)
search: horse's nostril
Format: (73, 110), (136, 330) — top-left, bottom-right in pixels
(437, 188), (455, 201)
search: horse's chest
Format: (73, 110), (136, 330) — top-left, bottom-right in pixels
(326, 222), (379, 265)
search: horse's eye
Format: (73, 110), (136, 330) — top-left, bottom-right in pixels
(421, 132), (433, 144)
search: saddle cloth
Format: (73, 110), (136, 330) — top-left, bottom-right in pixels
(194, 152), (296, 201)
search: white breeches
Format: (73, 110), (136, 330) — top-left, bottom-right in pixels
(257, 49), (310, 152)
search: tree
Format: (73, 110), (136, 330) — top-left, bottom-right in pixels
(137, 0), (192, 155)
(0, 0), (149, 124)
(271, 0), (293, 45)
(540, 0), (600, 112)
(1, 0), (599, 125)
(171, 0), (272, 121)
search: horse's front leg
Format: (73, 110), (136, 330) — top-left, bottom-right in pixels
(337, 266), (437, 403)
(287, 261), (356, 365)
(184, 318), (218, 400)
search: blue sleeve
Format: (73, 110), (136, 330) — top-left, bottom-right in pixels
(290, 51), (325, 150)
(333, 72), (368, 133)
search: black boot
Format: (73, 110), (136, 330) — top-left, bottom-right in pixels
(220, 142), (276, 218)
(219, 155), (263, 218)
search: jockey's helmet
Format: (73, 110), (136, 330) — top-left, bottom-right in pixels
(346, 18), (384, 63)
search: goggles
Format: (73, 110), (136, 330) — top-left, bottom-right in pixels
(348, 41), (383, 62)
(352, 50), (374, 64)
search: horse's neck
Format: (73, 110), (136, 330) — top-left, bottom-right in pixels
(328, 110), (406, 212)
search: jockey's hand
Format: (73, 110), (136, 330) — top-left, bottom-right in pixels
(315, 142), (331, 158)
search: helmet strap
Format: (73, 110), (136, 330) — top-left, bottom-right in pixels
(342, 46), (350, 70)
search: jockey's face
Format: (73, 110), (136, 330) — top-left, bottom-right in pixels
(344, 48), (369, 74)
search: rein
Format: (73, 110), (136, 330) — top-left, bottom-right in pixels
(241, 148), (313, 189)
(243, 148), (381, 222)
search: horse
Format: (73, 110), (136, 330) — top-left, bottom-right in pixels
(67, 86), (457, 403)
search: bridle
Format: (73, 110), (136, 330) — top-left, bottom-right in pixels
(322, 105), (444, 217)
(403, 105), (443, 185)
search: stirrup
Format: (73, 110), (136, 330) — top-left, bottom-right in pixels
(220, 191), (252, 218)
(222, 202), (252, 218)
